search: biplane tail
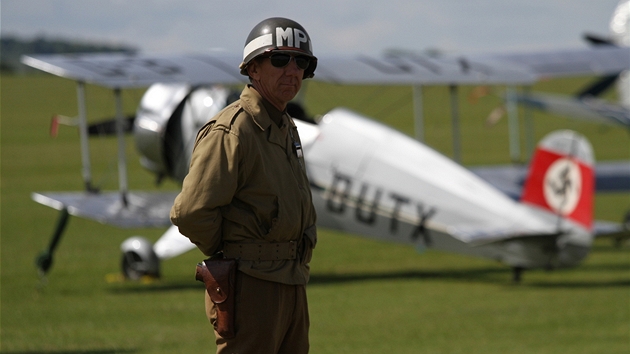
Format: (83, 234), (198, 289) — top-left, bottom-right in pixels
(520, 130), (595, 230)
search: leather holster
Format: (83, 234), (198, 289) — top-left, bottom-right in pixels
(195, 258), (237, 338)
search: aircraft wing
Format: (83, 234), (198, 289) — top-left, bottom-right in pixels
(32, 191), (178, 228)
(21, 46), (630, 88)
(470, 160), (630, 200)
(515, 92), (630, 128)
(476, 46), (630, 78)
(21, 52), (248, 88)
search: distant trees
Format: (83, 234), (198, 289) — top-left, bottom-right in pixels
(1, 36), (137, 73)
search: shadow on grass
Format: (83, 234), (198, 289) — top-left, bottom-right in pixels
(527, 279), (630, 288)
(107, 268), (510, 293)
(107, 261), (629, 293)
(310, 267), (511, 285)
(578, 262), (630, 272)
(310, 264), (630, 288)
(1, 350), (137, 354)
(108, 281), (202, 294)
(590, 243), (630, 253)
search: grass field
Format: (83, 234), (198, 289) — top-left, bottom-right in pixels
(1, 74), (629, 353)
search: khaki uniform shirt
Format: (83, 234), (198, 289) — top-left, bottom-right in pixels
(170, 85), (317, 285)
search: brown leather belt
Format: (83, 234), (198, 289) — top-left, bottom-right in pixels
(223, 241), (297, 261)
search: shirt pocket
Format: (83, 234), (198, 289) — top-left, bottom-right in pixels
(260, 196), (281, 239)
(263, 198), (300, 242)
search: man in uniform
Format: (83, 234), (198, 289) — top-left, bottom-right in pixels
(170, 17), (318, 353)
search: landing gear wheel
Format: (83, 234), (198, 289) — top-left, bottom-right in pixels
(120, 236), (160, 280)
(122, 251), (152, 280)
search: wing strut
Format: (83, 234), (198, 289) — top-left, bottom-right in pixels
(412, 85), (425, 142)
(449, 85), (461, 163)
(523, 85), (535, 161)
(114, 88), (129, 206)
(422, 84), (529, 164)
(76, 81), (95, 192)
(506, 86), (521, 162)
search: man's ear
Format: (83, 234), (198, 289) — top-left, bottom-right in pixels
(247, 60), (261, 80)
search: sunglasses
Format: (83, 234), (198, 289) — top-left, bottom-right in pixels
(266, 53), (311, 70)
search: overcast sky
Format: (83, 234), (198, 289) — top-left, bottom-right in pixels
(1, 0), (624, 57)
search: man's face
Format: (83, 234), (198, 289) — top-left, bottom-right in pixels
(248, 53), (305, 111)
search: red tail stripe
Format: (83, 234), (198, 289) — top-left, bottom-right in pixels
(521, 148), (593, 230)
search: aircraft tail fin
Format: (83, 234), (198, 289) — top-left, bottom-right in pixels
(520, 130), (595, 230)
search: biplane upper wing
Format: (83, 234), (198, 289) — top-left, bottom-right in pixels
(22, 45), (630, 88)
(21, 52), (248, 88)
(475, 46), (630, 78)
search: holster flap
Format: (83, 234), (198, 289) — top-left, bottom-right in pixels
(195, 258), (236, 304)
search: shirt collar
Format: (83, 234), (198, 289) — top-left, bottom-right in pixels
(241, 85), (288, 130)
(240, 85), (295, 147)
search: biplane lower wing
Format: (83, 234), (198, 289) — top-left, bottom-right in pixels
(515, 93), (630, 129)
(32, 191), (178, 228)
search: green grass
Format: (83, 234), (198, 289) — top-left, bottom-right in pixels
(2, 74), (629, 353)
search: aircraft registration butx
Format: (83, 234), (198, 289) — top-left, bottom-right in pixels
(324, 171), (437, 244)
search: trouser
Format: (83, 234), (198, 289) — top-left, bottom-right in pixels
(205, 271), (310, 354)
